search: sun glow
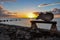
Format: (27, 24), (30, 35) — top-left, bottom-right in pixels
(27, 12), (37, 18)
(10, 12), (38, 18)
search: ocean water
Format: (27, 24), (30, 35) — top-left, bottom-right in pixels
(53, 18), (60, 30)
(0, 18), (60, 30)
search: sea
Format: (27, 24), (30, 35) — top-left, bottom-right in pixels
(0, 18), (60, 30)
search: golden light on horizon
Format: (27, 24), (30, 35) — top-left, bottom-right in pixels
(27, 12), (38, 18)
(9, 12), (38, 18)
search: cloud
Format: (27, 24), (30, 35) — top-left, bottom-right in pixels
(51, 8), (60, 18)
(0, 5), (25, 18)
(0, 0), (16, 5)
(0, 5), (16, 18)
(52, 8), (60, 14)
(38, 2), (60, 7)
(0, 0), (16, 2)
(0, 5), (6, 16)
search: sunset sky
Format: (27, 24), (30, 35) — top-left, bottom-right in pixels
(0, 0), (60, 28)
(0, 0), (59, 12)
(0, 0), (60, 18)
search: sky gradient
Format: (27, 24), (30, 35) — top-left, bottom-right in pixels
(0, 0), (60, 13)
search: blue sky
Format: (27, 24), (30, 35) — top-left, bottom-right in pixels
(2, 0), (60, 12)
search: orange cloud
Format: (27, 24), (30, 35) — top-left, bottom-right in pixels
(54, 14), (60, 18)
(0, 5), (17, 18)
